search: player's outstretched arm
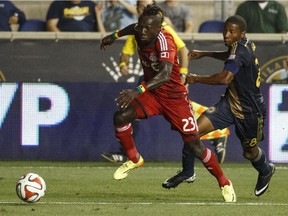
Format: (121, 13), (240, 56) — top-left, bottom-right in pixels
(188, 50), (229, 61)
(100, 23), (137, 51)
(185, 70), (234, 85)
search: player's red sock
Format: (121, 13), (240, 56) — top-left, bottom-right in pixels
(201, 148), (230, 187)
(115, 123), (140, 163)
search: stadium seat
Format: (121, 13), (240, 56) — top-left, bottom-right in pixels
(198, 20), (225, 33)
(19, 19), (46, 32)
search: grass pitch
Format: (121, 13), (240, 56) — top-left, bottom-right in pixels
(0, 161), (287, 216)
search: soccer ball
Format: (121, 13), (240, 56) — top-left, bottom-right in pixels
(16, 173), (46, 203)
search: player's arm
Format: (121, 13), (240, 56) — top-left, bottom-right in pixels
(186, 70), (234, 85)
(119, 53), (130, 76)
(100, 23), (137, 50)
(145, 61), (172, 89)
(188, 50), (229, 61)
(119, 35), (136, 75)
(116, 61), (172, 109)
(163, 23), (189, 83)
(178, 46), (189, 83)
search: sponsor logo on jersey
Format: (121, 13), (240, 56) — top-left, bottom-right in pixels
(149, 53), (158, 62)
(160, 52), (169, 58)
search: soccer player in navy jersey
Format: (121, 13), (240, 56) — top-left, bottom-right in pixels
(184, 15), (275, 197)
(100, 4), (236, 202)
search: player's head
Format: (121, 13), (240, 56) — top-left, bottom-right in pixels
(223, 15), (247, 46)
(137, 0), (156, 15)
(137, 4), (163, 42)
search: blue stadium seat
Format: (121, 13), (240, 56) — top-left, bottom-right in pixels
(19, 19), (46, 32)
(198, 20), (225, 33)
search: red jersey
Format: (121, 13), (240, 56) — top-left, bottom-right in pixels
(135, 29), (187, 103)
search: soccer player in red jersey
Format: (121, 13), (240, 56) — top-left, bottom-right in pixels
(100, 4), (236, 202)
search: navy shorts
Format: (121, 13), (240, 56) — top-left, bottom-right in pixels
(203, 96), (265, 148)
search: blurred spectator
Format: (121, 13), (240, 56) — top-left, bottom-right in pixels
(96, 0), (137, 32)
(157, 0), (193, 33)
(46, 0), (102, 32)
(0, 0), (26, 31)
(235, 0), (288, 33)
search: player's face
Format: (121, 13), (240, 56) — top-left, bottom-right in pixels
(137, 15), (161, 42)
(223, 22), (245, 46)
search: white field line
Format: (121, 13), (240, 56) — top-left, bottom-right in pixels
(2, 166), (288, 170)
(0, 201), (288, 206)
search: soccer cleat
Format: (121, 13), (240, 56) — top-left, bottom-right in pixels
(221, 180), (237, 202)
(254, 163), (275, 196)
(113, 156), (144, 180)
(101, 152), (128, 163)
(211, 136), (227, 164)
(162, 171), (196, 189)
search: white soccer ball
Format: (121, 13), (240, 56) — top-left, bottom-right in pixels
(16, 173), (46, 203)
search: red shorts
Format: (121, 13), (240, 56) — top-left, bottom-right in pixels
(131, 91), (199, 142)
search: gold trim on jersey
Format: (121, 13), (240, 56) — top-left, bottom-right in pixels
(230, 42), (238, 55)
(227, 82), (244, 119)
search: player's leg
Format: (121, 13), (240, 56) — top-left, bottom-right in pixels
(236, 117), (275, 196)
(191, 101), (229, 163)
(162, 142), (196, 189)
(190, 110), (236, 202)
(113, 104), (145, 180)
(161, 99), (236, 202)
(101, 76), (145, 163)
(162, 101), (219, 189)
(185, 138), (236, 202)
(113, 92), (160, 180)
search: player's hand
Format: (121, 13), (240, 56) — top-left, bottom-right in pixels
(116, 89), (139, 109)
(9, 15), (19, 25)
(100, 35), (115, 51)
(188, 50), (204, 60)
(185, 74), (198, 84)
(120, 65), (129, 76)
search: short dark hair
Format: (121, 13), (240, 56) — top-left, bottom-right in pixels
(225, 15), (247, 32)
(142, 4), (164, 24)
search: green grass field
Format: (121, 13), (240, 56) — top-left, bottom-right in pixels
(0, 161), (287, 216)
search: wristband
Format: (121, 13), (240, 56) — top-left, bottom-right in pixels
(119, 62), (126, 68)
(136, 83), (148, 94)
(112, 30), (120, 39)
(180, 67), (188, 75)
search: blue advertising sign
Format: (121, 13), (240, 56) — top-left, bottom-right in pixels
(0, 82), (277, 162)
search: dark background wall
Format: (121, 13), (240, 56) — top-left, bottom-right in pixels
(0, 39), (287, 163)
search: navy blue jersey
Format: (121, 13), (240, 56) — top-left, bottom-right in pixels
(223, 37), (265, 119)
(46, 1), (98, 32)
(0, 1), (26, 31)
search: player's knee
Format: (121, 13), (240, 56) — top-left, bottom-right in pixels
(242, 147), (259, 161)
(113, 111), (126, 126)
(243, 151), (253, 160)
(113, 107), (136, 126)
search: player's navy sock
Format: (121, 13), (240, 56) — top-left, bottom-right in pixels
(181, 143), (195, 177)
(201, 148), (230, 187)
(251, 148), (271, 176)
(115, 123), (140, 163)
